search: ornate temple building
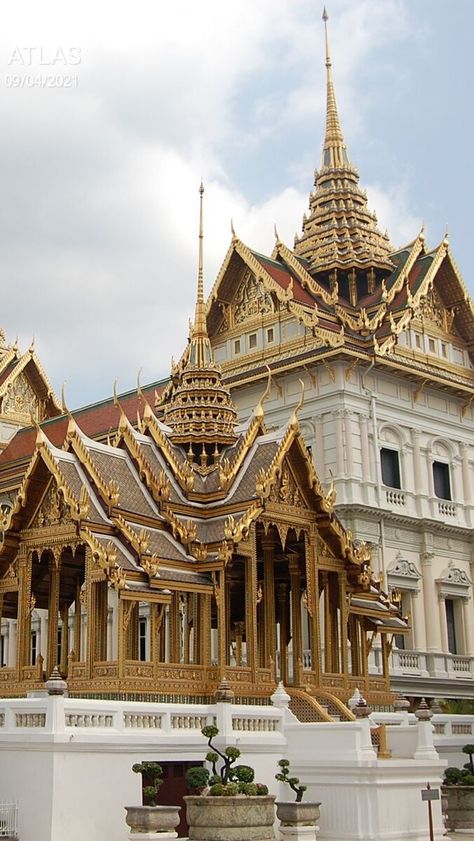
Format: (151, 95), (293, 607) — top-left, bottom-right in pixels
(202, 14), (474, 700)
(0, 180), (407, 708)
(0, 13), (472, 705)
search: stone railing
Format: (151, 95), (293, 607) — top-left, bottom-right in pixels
(0, 696), (282, 740)
(437, 500), (456, 517)
(385, 489), (406, 507)
(391, 648), (474, 679)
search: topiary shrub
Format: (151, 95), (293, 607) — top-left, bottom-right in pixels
(185, 725), (269, 797)
(132, 761), (163, 806)
(275, 759), (307, 802)
(185, 766), (210, 795)
(443, 748), (474, 787)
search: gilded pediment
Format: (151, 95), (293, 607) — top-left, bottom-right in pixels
(234, 271), (275, 326)
(29, 481), (73, 529)
(415, 286), (457, 336)
(1, 373), (39, 422)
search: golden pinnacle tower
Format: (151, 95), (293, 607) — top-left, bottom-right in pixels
(294, 8), (393, 301)
(163, 183), (238, 464)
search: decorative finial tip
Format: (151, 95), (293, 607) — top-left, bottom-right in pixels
(199, 180), (204, 195)
(322, 7), (328, 22)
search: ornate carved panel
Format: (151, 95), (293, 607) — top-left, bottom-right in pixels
(416, 286), (455, 334)
(30, 482), (72, 529)
(234, 272), (274, 326)
(269, 464), (305, 509)
(2, 374), (39, 421)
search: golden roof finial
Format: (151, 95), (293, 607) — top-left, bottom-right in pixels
(194, 180), (206, 338)
(321, 7), (347, 170)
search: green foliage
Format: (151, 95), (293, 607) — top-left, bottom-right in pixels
(443, 747), (474, 787)
(440, 699), (474, 715)
(209, 783), (225, 796)
(232, 765), (255, 783)
(239, 783), (258, 796)
(222, 783), (239, 796)
(275, 758), (307, 802)
(185, 766), (210, 794)
(132, 761), (163, 806)
(188, 725), (268, 797)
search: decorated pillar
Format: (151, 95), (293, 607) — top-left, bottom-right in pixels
(438, 594), (449, 654)
(321, 571), (331, 673)
(306, 528), (320, 684)
(16, 545), (32, 675)
(73, 577), (82, 661)
(60, 603), (69, 674)
(334, 410), (344, 477)
(420, 552), (441, 651)
(460, 443), (472, 503)
(339, 571), (348, 676)
(46, 550), (61, 676)
(199, 593), (211, 666)
(262, 533), (276, 669)
(461, 596), (474, 656)
(359, 413), (371, 481)
(277, 582), (289, 686)
(412, 429), (423, 495)
(246, 526), (258, 678)
(288, 553), (303, 685)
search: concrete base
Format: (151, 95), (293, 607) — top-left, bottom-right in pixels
(128, 833), (179, 841)
(279, 825), (319, 841)
(447, 833), (474, 841)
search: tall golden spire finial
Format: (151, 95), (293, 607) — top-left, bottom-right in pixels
(321, 7), (348, 170)
(194, 180), (206, 338)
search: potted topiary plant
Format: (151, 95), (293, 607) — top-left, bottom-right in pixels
(125, 760), (181, 836)
(184, 725), (275, 841)
(441, 744), (474, 831)
(275, 759), (320, 836)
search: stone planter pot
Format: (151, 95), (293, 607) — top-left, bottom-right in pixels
(275, 802), (320, 826)
(185, 794), (276, 841)
(125, 804), (181, 835)
(276, 802), (320, 841)
(442, 786), (474, 831)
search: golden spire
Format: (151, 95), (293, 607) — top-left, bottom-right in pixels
(292, 9), (393, 277)
(194, 181), (206, 337)
(163, 184), (238, 460)
(321, 7), (348, 169)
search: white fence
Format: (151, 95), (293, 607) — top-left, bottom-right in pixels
(0, 802), (18, 839)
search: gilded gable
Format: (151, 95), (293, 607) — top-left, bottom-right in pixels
(416, 286), (456, 335)
(29, 481), (72, 529)
(2, 373), (39, 422)
(234, 271), (274, 326)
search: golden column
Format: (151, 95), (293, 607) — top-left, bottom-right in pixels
(73, 577), (82, 661)
(288, 552), (303, 686)
(277, 582), (289, 686)
(306, 529), (321, 685)
(329, 573), (340, 673)
(246, 527), (259, 679)
(46, 550), (61, 676)
(60, 603), (69, 674)
(262, 534), (276, 669)
(16, 545), (32, 676)
(339, 571), (348, 677)
(214, 571), (227, 677)
(199, 593), (211, 667)
(321, 571), (331, 673)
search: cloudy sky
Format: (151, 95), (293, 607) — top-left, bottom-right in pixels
(0, 0), (472, 408)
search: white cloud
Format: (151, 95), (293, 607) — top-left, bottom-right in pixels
(0, 0), (422, 408)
